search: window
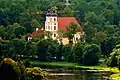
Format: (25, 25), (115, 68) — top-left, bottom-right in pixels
(54, 23), (56, 25)
(54, 26), (56, 30)
(48, 26), (50, 30)
(51, 26), (52, 30)
(45, 26), (47, 29)
(54, 18), (56, 21)
(76, 38), (78, 40)
(54, 34), (56, 37)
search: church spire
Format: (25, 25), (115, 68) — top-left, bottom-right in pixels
(51, 10), (57, 16)
(46, 9), (51, 16)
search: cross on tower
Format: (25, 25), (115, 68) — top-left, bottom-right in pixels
(65, 0), (71, 7)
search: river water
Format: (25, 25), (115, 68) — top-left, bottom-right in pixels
(44, 69), (110, 80)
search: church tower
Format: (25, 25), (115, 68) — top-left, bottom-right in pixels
(45, 9), (58, 39)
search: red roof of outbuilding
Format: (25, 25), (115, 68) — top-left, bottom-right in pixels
(28, 29), (45, 38)
(57, 17), (82, 31)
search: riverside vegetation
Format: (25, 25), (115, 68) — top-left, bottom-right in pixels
(1, 0), (120, 79)
(0, 58), (48, 80)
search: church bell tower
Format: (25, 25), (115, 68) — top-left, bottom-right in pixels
(45, 9), (58, 39)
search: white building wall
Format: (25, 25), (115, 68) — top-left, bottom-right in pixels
(45, 16), (58, 40)
(45, 16), (58, 32)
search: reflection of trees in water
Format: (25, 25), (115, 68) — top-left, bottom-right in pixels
(82, 72), (102, 80)
(48, 70), (109, 80)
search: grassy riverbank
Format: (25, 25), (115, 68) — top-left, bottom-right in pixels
(30, 61), (120, 79)
(30, 61), (110, 70)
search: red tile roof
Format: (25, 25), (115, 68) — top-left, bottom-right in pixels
(57, 17), (82, 31)
(28, 29), (45, 38)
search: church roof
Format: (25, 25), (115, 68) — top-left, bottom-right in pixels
(28, 29), (45, 38)
(57, 17), (82, 31)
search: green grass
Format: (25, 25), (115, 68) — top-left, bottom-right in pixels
(30, 61), (77, 68)
(30, 61), (109, 70)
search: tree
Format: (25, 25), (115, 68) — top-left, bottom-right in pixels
(84, 22), (97, 43)
(101, 37), (117, 57)
(47, 40), (59, 61)
(31, 34), (44, 43)
(0, 58), (47, 80)
(0, 58), (25, 80)
(66, 23), (77, 44)
(82, 44), (101, 65)
(24, 41), (36, 57)
(9, 38), (25, 57)
(72, 43), (85, 62)
(94, 31), (107, 45)
(55, 44), (64, 61)
(4, 25), (15, 40)
(0, 39), (10, 57)
(57, 30), (66, 43)
(63, 44), (72, 62)
(106, 44), (120, 69)
(37, 38), (59, 61)
(31, 19), (41, 29)
(0, 26), (5, 39)
(14, 27), (25, 38)
(62, 7), (74, 17)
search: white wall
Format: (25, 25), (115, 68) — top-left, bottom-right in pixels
(45, 16), (58, 32)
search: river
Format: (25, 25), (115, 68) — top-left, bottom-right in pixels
(43, 68), (110, 80)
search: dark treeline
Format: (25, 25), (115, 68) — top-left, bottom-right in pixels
(0, 0), (120, 67)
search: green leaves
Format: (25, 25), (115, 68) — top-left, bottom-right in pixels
(106, 47), (120, 67)
(82, 44), (101, 65)
(66, 23), (77, 44)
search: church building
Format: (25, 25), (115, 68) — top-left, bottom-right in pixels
(28, 9), (84, 45)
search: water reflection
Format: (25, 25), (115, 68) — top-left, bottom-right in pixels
(47, 69), (110, 80)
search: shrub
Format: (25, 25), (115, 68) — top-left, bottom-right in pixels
(26, 67), (48, 80)
(0, 58), (48, 80)
(22, 59), (31, 68)
(0, 58), (25, 80)
(81, 44), (101, 66)
(106, 46), (120, 69)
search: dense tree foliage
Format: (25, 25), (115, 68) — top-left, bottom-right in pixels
(0, 0), (120, 66)
(106, 44), (120, 69)
(81, 44), (101, 66)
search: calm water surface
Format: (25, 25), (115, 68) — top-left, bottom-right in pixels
(44, 69), (110, 80)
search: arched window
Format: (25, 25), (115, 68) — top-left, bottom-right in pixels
(54, 26), (56, 30)
(54, 18), (56, 21)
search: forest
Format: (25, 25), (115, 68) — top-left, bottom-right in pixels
(0, 0), (120, 68)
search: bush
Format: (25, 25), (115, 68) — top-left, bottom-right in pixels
(106, 46), (120, 69)
(0, 58), (25, 80)
(0, 58), (48, 80)
(26, 67), (48, 80)
(23, 59), (31, 68)
(81, 44), (101, 66)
